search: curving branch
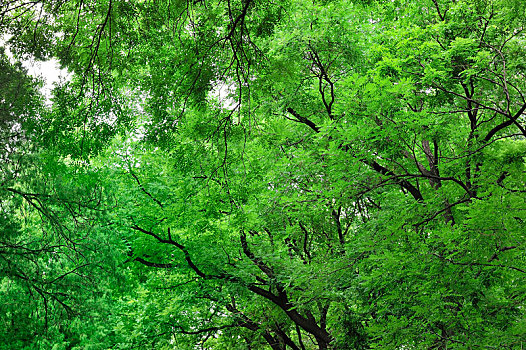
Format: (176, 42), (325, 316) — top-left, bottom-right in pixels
(130, 225), (222, 279)
(484, 102), (526, 141)
(284, 109), (424, 201)
(129, 171), (163, 208)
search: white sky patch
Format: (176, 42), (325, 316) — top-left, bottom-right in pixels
(209, 80), (237, 110)
(23, 58), (71, 101)
(1, 34), (70, 103)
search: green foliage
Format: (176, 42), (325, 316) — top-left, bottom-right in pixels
(1, 0), (525, 349)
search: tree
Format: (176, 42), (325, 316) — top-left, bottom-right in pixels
(1, 0), (524, 349)
(0, 47), (125, 349)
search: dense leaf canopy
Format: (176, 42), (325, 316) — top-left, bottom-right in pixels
(0, 0), (525, 349)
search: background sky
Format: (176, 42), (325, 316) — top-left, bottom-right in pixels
(2, 34), (68, 102)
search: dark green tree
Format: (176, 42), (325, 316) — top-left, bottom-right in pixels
(1, 0), (524, 349)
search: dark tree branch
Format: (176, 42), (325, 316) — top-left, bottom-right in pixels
(286, 107), (320, 133)
(240, 230), (274, 279)
(131, 225), (221, 279)
(363, 160), (424, 201)
(332, 207), (345, 246)
(246, 283), (332, 347)
(283, 111), (424, 201)
(484, 102), (526, 141)
(129, 171), (163, 208)
(134, 257), (173, 268)
(431, 0), (447, 20)
(432, 253), (525, 274)
(298, 221), (312, 262)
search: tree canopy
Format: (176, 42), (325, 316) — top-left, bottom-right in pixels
(0, 0), (525, 349)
